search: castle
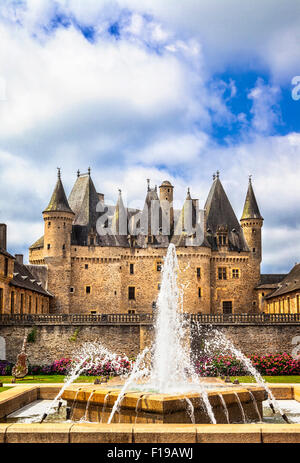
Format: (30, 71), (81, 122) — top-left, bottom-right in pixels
(26, 168), (278, 315)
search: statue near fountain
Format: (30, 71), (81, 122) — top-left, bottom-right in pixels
(12, 336), (28, 381)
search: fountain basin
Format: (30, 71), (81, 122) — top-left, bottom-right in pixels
(62, 384), (267, 424)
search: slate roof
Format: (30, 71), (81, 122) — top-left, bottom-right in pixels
(43, 171), (74, 214)
(68, 173), (99, 227)
(265, 264), (300, 299)
(0, 247), (14, 259)
(30, 173), (258, 252)
(255, 274), (287, 290)
(204, 177), (249, 252)
(10, 260), (52, 297)
(29, 236), (44, 250)
(241, 178), (263, 220)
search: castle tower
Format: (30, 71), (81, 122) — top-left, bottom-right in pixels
(42, 169), (75, 313)
(43, 169), (75, 258)
(240, 176), (263, 263)
(159, 180), (174, 236)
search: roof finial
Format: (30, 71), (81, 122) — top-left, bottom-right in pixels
(118, 188), (122, 195)
(187, 187), (190, 194)
(77, 169), (80, 178)
(216, 170), (220, 179)
(212, 173), (216, 180)
(249, 174), (252, 184)
(147, 179), (150, 191)
(57, 167), (61, 179)
(88, 167), (91, 176)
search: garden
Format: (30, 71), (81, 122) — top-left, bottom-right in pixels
(0, 353), (299, 385)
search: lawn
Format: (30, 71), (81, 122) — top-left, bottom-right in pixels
(0, 375), (98, 384)
(0, 387), (12, 393)
(230, 376), (300, 383)
(0, 375), (299, 384)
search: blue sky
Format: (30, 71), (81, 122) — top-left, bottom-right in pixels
(0, 0), (300, 273)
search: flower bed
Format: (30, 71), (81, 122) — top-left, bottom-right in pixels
(194, 353), (300, 377)
(1, 353), (299, 377)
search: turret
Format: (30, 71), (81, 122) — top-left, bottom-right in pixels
(159, 180), (174, 236)
(240, 176), (263, 262)
(42, 169), (75, 259)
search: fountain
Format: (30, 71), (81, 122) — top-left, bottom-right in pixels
(59, 244), (268, 424)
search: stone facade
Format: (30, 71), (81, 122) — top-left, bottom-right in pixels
(28, 171), (266, 315)
(0, 323), (299, 364)
(0, 225), (51, 315)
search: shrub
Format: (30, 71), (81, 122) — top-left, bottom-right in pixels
(27, 327), (37, 343)
(26, 356), (132, 377)
(195, 353), (300, 377)
(0, 361), (13, 376)
(249, 353), (300, 376)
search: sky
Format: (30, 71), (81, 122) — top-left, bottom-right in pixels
(0, 0), (300, 273)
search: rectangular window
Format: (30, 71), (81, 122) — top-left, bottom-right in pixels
(297, 295), (300, 313)
(47, 244), (50, 250)
(198, 288), (202, 298)
(29, 296), (32, 314)
(218, 267), (227, 280)
(223, 301), (232, 314)
(70, 287), (74, 293)
(86, 286), (91, 294)
(20, 293), (24, 314)
(157, 284), (161, 290)
(0, 288), (3, 313)
(90, 311), (96, 314)
(35, 297), (38, 313)
(156, 261), (162, 272)
(11, 291), (15, 314)
(85, 264), (88, 269)
(196, 267), (201, 278)
(128, 286), (135, 300)
(232, 269), (239, 279)
(130, 263), (134, 274)
(4, 258), (8, 277)
(128, 310), (135, 314)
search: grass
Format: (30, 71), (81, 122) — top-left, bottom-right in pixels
(0, 387), (12, 393)
(0, 375), (98, 384)
(230, 376), (300, 384)
(0, 375), (299, 384)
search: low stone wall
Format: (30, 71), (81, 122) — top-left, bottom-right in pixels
(0, 325), (141, 364)
(191, 324), (300, 358)
(0, 322), (299, 364)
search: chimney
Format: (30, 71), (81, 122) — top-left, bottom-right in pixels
(15, 254), (23, 265)
(0, 224), (7, 250)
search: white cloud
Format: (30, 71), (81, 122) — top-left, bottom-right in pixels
(248, 79), (281, 134)
(2, 1), (300, 81)
(0, 0), (299, 274)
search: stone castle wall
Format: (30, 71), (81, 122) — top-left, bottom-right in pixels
(29, 243), (262, 315)
(0, 323), (299, 365)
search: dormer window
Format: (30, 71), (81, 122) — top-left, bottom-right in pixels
(218, 235), (227, 246)
(216, 226), (228, 247)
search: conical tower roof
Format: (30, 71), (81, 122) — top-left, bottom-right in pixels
(241, 177), (263, 220)
(43, 169), (73, 214)
(205, 174), (248, 252)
